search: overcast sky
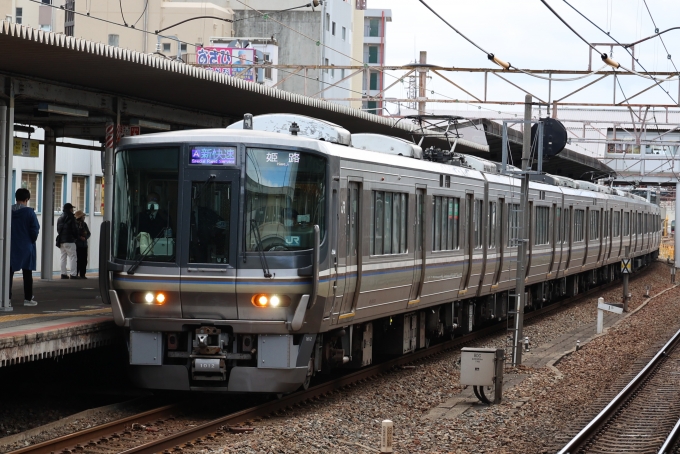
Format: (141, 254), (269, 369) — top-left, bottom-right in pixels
(366, 0), (680, 115)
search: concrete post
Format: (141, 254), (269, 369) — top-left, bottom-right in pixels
(418, 51), (427, 115)
(40, 128), (56, 280)
(675, 182), (680, 272)
(623, 245), (630, 312)
(512, 94), (532, 366)
(0, 100), (10, 311)
(380, 420), (393, 453)
(494, 348), (504, 404)
(104, 121), (114, 223)
(597, 297), (604, 334)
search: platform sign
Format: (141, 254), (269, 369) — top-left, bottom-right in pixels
(621, 258), (632, 274)
(597, 301), (624, 315)
(13, 138), (39, 157)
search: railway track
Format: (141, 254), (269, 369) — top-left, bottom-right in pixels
(8, 275), (640, 454)
(557, 326), (680, 454)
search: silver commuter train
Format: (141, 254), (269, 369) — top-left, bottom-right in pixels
(100, 114), (661, 392)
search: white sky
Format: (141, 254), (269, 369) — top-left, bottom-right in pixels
(366, 0), (680, 116)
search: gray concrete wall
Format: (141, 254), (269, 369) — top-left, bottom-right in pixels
(234, 10), (322, 96)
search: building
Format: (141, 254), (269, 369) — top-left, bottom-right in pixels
(362, 8), (391, 115)
(230, 0), (359, 106)
(1, 0), (234, 56)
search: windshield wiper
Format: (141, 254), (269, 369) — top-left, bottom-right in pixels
(250, 219), (272, 278)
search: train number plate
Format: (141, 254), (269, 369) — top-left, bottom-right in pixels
(194, 358), (221, 370)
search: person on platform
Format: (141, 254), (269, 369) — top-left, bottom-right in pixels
(57, 202), (79, 279)
(74, 210), (91, 279)
(10, 188), (40, 306)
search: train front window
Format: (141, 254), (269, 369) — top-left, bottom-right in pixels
(113, 148), (179, 261)
(245, 148), (326, 251)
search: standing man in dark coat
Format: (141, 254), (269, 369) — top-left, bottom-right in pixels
(57, 203), (79, 279)
(10, 188), (40, 306)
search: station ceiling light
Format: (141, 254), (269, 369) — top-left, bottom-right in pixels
(37, 103), (89, 117)
(130, 118), (172, 131)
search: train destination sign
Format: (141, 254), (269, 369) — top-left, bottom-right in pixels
(190, 147), (236, 165)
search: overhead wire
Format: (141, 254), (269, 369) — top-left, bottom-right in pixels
(133, 0), (148, 28)
(118, 0), (127, 27)
(555, 0), (678, 104)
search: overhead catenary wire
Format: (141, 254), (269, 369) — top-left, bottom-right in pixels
(641, 0), (679, 75)
(555, 0), (678, 104)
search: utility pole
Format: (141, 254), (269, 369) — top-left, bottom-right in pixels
(512, 94), (532, 366)
(418, 51), (427, 115)
(675, 182), (680, 281)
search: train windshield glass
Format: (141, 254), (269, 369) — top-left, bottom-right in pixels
(113, 148), (180, 261)
(245, 148), (326, 251)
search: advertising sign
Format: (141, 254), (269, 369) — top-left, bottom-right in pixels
(196, 47), (255, 82)
(13, 138), (39, 157)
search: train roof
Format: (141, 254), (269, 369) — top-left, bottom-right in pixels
(118, 127), (655, 210)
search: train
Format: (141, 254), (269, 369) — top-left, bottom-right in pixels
(99, 114), (661, 392)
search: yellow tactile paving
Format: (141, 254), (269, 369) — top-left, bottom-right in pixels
(0, 308), (112, 323)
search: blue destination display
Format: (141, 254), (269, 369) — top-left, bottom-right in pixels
(190, 147), (236, 165)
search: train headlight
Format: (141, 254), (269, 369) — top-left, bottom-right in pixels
(131, 292), (169, 305)
(144, 292), (155, 304)
(251, 294), (291, 308)
(156, 293), (166, 304)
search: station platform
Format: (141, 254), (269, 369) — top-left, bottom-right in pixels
(0, 275), (116, 367)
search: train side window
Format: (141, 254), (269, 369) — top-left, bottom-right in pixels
(371, 190), (407, 255)
(474, 199), (483, 248)
(623, 212), (630, 236)
(573, 209), (585, 242)
(563, 207), (570, 244)
(535, 206), (549, 245)
(488, 201), (496, 248)
(613, 211), (621, 237)
(637, 212), (642, 235)
(508, 203), (520, 247)
(589, 210), (599, 240)
(603, 211), (609, 238)
(432, 196), (459, 251)
(556, 207), (562, 243)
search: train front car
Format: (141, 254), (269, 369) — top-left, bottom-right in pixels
(102, 129), (329, 392)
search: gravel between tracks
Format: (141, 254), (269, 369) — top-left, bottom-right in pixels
(187, 261), (679, 454)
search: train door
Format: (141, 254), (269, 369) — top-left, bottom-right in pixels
(179, 168), (240, 319)
(338, 181), (361, 317)
(548, 203), (557, 275)
(565, 206), (572, 270)
(409, 188), (426, 303)
(492, 198), (505, 286)
(596, 208), (604, 264)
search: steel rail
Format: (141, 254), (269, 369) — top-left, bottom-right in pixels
(7, 268), (651, 454)
(558, 325), (680, 454)
(658, 416), (680, 454)
(8, 404), (179, 454)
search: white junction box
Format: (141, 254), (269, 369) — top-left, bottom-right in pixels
(460, 347), (497, 386)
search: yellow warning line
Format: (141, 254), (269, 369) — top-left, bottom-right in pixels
(0, 308), (112, 323)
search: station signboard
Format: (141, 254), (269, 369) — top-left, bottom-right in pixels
(13, 138), (39, 157)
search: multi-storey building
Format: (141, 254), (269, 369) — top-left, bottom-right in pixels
(362, 7), (391, 115)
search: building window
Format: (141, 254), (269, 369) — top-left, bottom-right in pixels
(366, 100), (377, 114)
(180, 43), (187, 54)
(325, 13), (330, 31)
(108, 34), (119, 47)
(368, 18), (380, 37)
(574, 209), (585, 242)
(40, 25), (52, 31)
(64, 0), (75, 36)
(263, 53), (272, 80)
(432, 196), (460, 251)
(324, 58), (329, 73)
(332, 21), (336, 35)
(72, 175), (88, 213)
(21, 172), (41, 212)
(94, 176), (104, 214)
(15, 7), (22, 24)
(535, 206), (550, 245)
(162, 42), (171, 53)
(369, 72), (378, 90)
(370, 191), (407, 255)
(508, 203), (520, 247)
(341, 68), (345, 79)
(331, 64), (335, 78)
(368, 46), (378, 64)
(342, 26), (346, 40)
(54, 174), (65, 213)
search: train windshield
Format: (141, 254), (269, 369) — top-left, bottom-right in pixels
(245, 148), (326, 251)
(112, 147), (180, 261)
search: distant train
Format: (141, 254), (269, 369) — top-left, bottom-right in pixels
(100, 114), (660, 393)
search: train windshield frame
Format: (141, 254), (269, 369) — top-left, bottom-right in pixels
(245, 147), (326, 252)
(112, 147), (180, 263)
